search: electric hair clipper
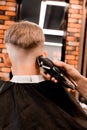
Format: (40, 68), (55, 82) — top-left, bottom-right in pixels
(37, 56), (77, 89)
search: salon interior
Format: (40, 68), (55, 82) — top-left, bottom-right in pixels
(0, 0), (87, 108)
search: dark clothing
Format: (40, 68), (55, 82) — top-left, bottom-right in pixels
(0, 80), (87, 130)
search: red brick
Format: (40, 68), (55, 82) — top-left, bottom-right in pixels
(0, 30), (4, 34)
(70, 4), (82, 10)
(68, 23), (81, 28)
(74, 33), (80, 37)
(66, 46), (75, 51)
(66, 36), (76, 42)
(0, 6), (10, 10)
(6, 2), (16, 6)
(0, 77), (10, 81)
(76, 47), (79, 51)
(0, 0), (17, 80)
(68, 18), (78, 23)
(2, 48), (7, 53)
(0, 25), (9, 30)
(67, 28), (78, 33)
(0, 72), (9, 77)
(0, 39), (3, 43)
(0, 44), (6, 48)
(0, 67), (11, 73)
(5, 11), (16, 16)
(0, 34), (4, 39)
(0, 53), (4, 57)
(0, 6), (16, 11)
(67, 32), (80, 38)
(71, 51), (79, 55)
(0, 1), (6, 6)
(76, 56), (79, 60)
(79, 10), (83, 14)
(65, 55), (75, 60)
(79, 1), (83, 5)
(67, 28), (81, 33)
(5, 20), (15, 25)
(70, 0), (80, 4)
(69, 8), (79, 14)
(2, 39), (5, 44)
(0, 63), (5, 67)
(6, 0), (16, 2)
(70, 14), (82, 19)
(67, 42), (80, 46)
(68, 60), (78, 65)
(0, 15), (10, 20)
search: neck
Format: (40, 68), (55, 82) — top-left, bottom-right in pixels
(12, 62), (40, 76)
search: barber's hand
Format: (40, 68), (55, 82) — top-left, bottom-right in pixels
(40, 69), (58, 83)
(41, 60), (87, 100)
(41, 60), (82, 84)
(53, 61), (82, 83)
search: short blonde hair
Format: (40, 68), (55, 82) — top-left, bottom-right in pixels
(4, 21), (45, 49)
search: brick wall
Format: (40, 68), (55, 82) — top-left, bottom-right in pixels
(65, 0), (83, 69)
(0, 0), (16, 80)
(0, 0), (84, 80)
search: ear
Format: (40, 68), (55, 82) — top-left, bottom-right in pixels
(3, 53), (12, 67)
(41, 50), (48, 58)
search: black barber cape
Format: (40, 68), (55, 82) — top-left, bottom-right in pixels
(0, 80), (87, 130)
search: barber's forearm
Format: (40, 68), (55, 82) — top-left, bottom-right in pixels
(76, 76), (87, 100)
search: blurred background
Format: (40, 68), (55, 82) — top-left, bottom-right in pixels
(0, 0), (87, 84)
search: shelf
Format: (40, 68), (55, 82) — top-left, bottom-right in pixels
(44, 42), (63, 47)
(43, 29), (65, 36)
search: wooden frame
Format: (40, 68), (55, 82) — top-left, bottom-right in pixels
(78, 0), (87, 74)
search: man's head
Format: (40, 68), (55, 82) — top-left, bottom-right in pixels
(4, 20), (45, 50)
(4, 21), (45, 75)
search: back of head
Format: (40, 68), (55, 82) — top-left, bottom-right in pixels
(4, 21), (45, 50)
(4, 21), (45, 74)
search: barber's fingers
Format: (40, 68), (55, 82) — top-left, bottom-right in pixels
(53, 60), (66, 68)
(53, 60), (72, 72)
(40, 70), (58, 83)
(51, 77), (58, 83)
(40, 70), (51, 80)
(53, 60), (81, 82)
